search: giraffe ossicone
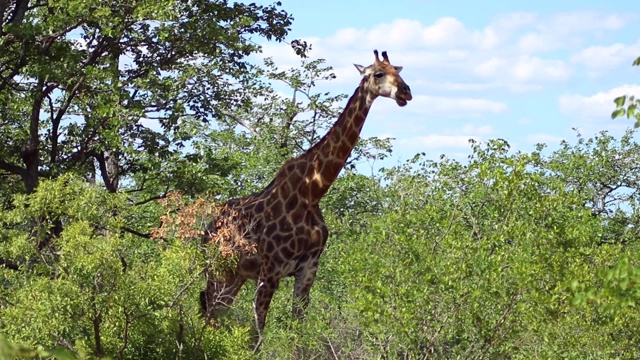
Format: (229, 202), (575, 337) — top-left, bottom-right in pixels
(200, 49), (412, 348)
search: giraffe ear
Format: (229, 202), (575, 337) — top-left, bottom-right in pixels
(354, 64), (366, 75)
(394, 66), (403, 73)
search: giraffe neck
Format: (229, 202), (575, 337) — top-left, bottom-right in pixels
(274, 81), (375, 205)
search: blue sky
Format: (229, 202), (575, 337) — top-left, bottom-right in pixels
(251, 0), (640, 169)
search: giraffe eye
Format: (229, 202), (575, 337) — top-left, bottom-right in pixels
(374, 72), (384, 78)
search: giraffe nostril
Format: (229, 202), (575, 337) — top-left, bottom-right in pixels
(404, 84), (411, 92)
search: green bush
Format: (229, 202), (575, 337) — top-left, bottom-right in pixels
(0, 176), (254, 359)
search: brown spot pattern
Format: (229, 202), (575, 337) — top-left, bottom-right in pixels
(201, 50), (411, 338)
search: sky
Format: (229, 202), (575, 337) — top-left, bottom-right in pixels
(251, 0), (640, 170)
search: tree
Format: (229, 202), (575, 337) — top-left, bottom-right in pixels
(0, 175), (256, 358)
(0, 0), (292, 196)
(1, 0), (294, 357)
(1, 1), (396, 355)
(0, 0), (292, 278)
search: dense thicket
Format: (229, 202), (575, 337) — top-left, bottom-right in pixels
(2, 1), (640, 358)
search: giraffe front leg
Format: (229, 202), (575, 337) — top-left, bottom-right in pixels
(292, 258), (319, 321)
(201, 270), (247, 325)
(253, 275), (280, 353)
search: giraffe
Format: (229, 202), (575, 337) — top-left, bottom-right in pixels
(200, 49), (412, 347)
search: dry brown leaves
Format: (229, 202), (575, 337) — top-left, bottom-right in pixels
(150, 192), (257, 259)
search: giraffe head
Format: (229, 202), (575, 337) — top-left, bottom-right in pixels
(353, 50), (413, 107)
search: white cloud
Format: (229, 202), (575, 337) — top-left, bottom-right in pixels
(138, 117), (162, 132)
(331, 14), (553, 53)
(474, 55), (571, 83)
(421, 17), (469, 47)
(557, 85), (639, 137)
(512, 56), (571, 82)
(257, 11), (635, 93)
(474, 57), (507, 77)
(545, 12), (629, 34)
(390, 123), (495, 154)
(386, 50), (470, 69)
(325, 17), (475, 50)
(517, 32), (559, 53)
(376, 95), (506, 117)
(559, 85), (640, 119)
(461, 124), (495, 136)
(431, 81), (500, 91)
(571, 41), (640, 70)
(323, 65), (362, 86)
(513, 12), (631, 54)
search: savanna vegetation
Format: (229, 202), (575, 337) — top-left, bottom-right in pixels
(1, 1), (640, 359)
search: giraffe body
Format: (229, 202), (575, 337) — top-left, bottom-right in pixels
(200, 50), (412, 342)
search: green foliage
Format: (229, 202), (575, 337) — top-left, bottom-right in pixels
(5, 102), (640, 359)
(611, 56), (640, 126)
(1, 1), (397, 356)
(3, 1), (640, 358)
(0, 0), (293, 198)
(0, 176), (253, 358)
(0, 336), (81, 359)
(3, 98), (640, 360)
(250, 132), (640, 359)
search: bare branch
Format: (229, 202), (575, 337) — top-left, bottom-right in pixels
(134, 193), (166, 207)
(0, 38), (28, 92)
(218, 109), (259, 137)
(121, 226), (151, 239)
(53, 75), (86, 124)
(325, 336), (339, 360)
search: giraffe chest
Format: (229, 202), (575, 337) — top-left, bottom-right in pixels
(257, 205), (327, 253)
(251, 204), (326, 268)
(224, 194), (329, 278)
(236, 216), (327, 280)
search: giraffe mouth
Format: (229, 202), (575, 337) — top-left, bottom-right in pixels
(395, 92), (412, 107)
(396, 98), (408, 107)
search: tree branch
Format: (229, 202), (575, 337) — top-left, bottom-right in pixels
(0, 38), (28, 93)
(134, 193), (166, 207)
(218, 109), (259, 137)
(8, 0), (29, 26)
(93, 151), (117, 193)
(92, 309), (104, 357)
(53, 74), (86, 125)
(121, 226), (151, 239)
(21, 79), (52, 193)
(168, 271), (204, 309)
(0, 159), (26, 176)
